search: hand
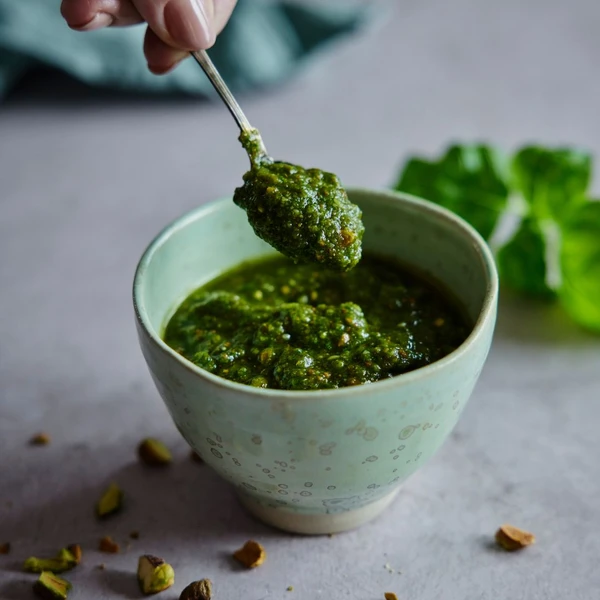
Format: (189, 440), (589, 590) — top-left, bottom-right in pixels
(60, 0), (238, 74)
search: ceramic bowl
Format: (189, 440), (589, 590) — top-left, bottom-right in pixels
(133, 189), (498, 534)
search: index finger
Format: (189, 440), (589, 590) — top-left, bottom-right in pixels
(61, 0), (143, 29)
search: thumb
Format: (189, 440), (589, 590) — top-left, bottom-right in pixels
(133, 0), (216, 50)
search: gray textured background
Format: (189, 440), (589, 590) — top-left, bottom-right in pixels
(1, 0), (600, 598)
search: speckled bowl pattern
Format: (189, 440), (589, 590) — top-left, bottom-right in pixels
(133, 189), (498, 534)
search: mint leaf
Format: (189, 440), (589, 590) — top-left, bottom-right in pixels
(396, 145), (510, 240)
(495, 217), (558, 298)
(559, 202), (600, 333)
(511, 147), (591, 220)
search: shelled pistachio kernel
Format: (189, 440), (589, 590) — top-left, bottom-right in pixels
(233, 540), (266, 569)
(33, 571), (72, 600)
(138, 555), (175, 595)
(99, 536), (120, 554)
(138, 438), (172, 466)
(24, 549), (77, 574)
(66, 545), (82, 564)
(179, 578), (213, 600)
(30, 433), (51, 446)
(96, 482), (123, 518)
(495, 524), (535, 551)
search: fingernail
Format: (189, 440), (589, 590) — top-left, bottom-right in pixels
(70, 12), (114, 31)
(164, 0), (214, 50)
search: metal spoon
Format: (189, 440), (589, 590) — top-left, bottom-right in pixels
(191, 50), (269, 164)
(190, 51), (364, 272)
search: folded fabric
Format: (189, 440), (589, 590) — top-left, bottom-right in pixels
(0, 0), (371, 100)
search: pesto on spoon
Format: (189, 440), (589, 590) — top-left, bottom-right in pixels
(191, 51), (364, 271)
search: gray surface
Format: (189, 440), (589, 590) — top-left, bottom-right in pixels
(1, 0), (600, 598)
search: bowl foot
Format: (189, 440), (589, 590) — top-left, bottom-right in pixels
(237, 488), (400, 535)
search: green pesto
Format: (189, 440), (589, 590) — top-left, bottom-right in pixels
(234, 129), (364, 272)
(239, 129), (268, 166)
(163, 254), (470, 391)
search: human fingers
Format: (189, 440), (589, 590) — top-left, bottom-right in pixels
(61, 0), (142, 30)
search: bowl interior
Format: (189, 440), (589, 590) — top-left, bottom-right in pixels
(135, 189), (494, 342)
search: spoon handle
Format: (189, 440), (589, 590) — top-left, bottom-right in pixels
(190, 50), (253, 132)
(191, 50), (268, 162)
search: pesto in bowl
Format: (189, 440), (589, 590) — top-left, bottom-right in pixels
(163, 254), (469, 391)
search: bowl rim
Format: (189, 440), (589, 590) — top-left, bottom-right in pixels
(133, 188), (498, 400)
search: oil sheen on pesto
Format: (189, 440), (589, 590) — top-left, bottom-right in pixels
(163, 254), (469, 391)
(233, 129), (364, 272)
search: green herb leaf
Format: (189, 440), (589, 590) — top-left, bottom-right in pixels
(394, 143), (600, 333)
(511, 147), (591, 220)
(495, 217), (558, 298)
(559, 201), (600, 333)
(395, 145), (510, 239)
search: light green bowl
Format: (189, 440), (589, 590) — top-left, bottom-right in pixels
(133, 189), (498, 534)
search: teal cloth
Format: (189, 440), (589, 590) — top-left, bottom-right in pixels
(0, 0), (370, 100)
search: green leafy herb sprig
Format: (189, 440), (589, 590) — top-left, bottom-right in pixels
(395, 145), (600, 333)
